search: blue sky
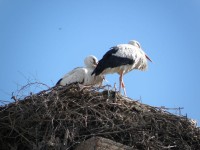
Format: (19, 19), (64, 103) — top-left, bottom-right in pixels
(1, 0), (200, 124)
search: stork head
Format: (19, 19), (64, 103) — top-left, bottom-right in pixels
(84, 55), (98, 68)
(128, 40), (152, 62)
(128, 40), (141, 48)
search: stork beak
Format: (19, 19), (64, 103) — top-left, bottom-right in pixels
(145, 54), (152, 62)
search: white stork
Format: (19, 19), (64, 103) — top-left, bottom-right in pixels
(56, 55), (104, 86)
(91, 40), (152, 96)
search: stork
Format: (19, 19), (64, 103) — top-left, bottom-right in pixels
(56, 55), (104, 86)
(91, 40), (152, 96)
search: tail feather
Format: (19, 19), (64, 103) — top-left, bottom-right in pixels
(91, 68), (97, 76)
(91, 70), (95, 76)
(91, 66), (103, 76)
(56, 78), (62, 85)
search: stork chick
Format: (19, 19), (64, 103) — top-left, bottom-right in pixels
(57, 55), (104, 86)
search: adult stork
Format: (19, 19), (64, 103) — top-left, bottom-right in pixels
(91, 40), (152, 96)
(56, 55), (104, 86)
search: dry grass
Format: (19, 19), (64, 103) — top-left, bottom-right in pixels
(0, 83), (200, 150)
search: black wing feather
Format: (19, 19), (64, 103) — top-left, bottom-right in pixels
(92, 47), (134, 76)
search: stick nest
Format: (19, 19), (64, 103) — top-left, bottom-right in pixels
(0, 84), (200, 150)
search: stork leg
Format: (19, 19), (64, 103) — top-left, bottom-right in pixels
(119, 73), (122, 94)
(119, 72), (127, 96)
(122, 81), (127, 96)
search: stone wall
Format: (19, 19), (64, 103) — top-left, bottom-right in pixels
(75, 136), (135, 150)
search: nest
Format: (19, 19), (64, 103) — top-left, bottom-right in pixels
(0, 84), (200, 150)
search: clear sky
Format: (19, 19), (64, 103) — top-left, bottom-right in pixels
(1, 0), (200, 125)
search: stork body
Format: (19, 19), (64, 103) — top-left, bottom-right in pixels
(91, 40), (152, 96)
(57, 55), (104, 86)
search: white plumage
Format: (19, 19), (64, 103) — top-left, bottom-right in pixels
(57, 55), (104, 86)
(92, 40), (152, 96)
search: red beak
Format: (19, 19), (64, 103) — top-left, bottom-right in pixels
(145, 54), (152, 62)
